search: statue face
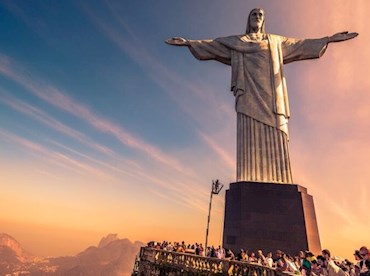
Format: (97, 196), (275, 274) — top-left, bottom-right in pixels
(249, 9), (264, 32)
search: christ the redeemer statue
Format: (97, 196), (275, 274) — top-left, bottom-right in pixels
(166, 8), (357, 184)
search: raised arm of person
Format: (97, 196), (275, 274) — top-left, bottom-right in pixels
(258, 250), (267, 263)
(165, 37), (231, 65)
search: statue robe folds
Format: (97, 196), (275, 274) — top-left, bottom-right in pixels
(188, 34), (328, 183)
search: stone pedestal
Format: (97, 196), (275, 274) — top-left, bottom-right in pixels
(222, 181), (321, 256)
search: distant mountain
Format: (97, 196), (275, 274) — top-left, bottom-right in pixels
(0, 233), (144, 276)
(0, 233), (35, 275)
(98, 233), (120, 248)
(50, 235), (144, 275)
(0, 233), (34, 262)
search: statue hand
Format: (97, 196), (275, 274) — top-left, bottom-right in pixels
(328, 31), (358, 43)
(165, 37), (189, 46)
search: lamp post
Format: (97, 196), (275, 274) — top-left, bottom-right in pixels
(205, 179), (223, 256)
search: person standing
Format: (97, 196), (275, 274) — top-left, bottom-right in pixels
(359, 247), (370, 276)
(319, 249), (348, 276)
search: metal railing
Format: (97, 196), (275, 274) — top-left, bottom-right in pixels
(136, 247), (295, 275)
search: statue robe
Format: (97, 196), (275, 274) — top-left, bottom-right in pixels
(188, 34), (328, 183)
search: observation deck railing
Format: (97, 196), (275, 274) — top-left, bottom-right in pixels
(135, 247), (295, 276)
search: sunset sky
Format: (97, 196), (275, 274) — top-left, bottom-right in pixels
(0, 1), (369, 260)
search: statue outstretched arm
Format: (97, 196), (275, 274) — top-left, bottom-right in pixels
(165, 37), (231, 65)
(281, 31), (358, 64)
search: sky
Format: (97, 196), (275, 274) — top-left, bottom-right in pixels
(0, 0), (369, 259)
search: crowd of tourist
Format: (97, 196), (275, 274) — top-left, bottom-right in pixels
(147, 241), (370, 276)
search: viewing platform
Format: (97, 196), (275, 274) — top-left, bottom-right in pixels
(133, 247), (295, 276)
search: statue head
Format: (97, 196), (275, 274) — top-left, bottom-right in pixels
(246, 8), (265, 34)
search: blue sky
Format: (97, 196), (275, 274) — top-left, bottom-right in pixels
(0, 0), (369, 258)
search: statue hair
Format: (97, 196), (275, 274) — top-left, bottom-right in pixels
(245, 8), (266, 34)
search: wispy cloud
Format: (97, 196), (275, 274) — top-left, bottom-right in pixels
(83, 3), (234, 132)
(0, 54), (191, 176)
(147, 186), (208, 213)
(0, 129), (112, 180)
(0, 117), (210, 213)
(0, 89), (114, 156)
(48, 136), (210, 207)
(0, 88), (190, 192)
(198, 131), (234, 170)
(0, 3), (236, 214)
(82, 4), (238, 195)
(0, 50), (229, 215)
(45, 139), (141, 180)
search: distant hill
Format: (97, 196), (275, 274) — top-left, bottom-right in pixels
(0, 233), (144, 276)
(0, 233), (35, 275)
(0, 233), (34, 262)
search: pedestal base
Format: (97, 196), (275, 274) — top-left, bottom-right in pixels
(222, 182), (321, 255)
